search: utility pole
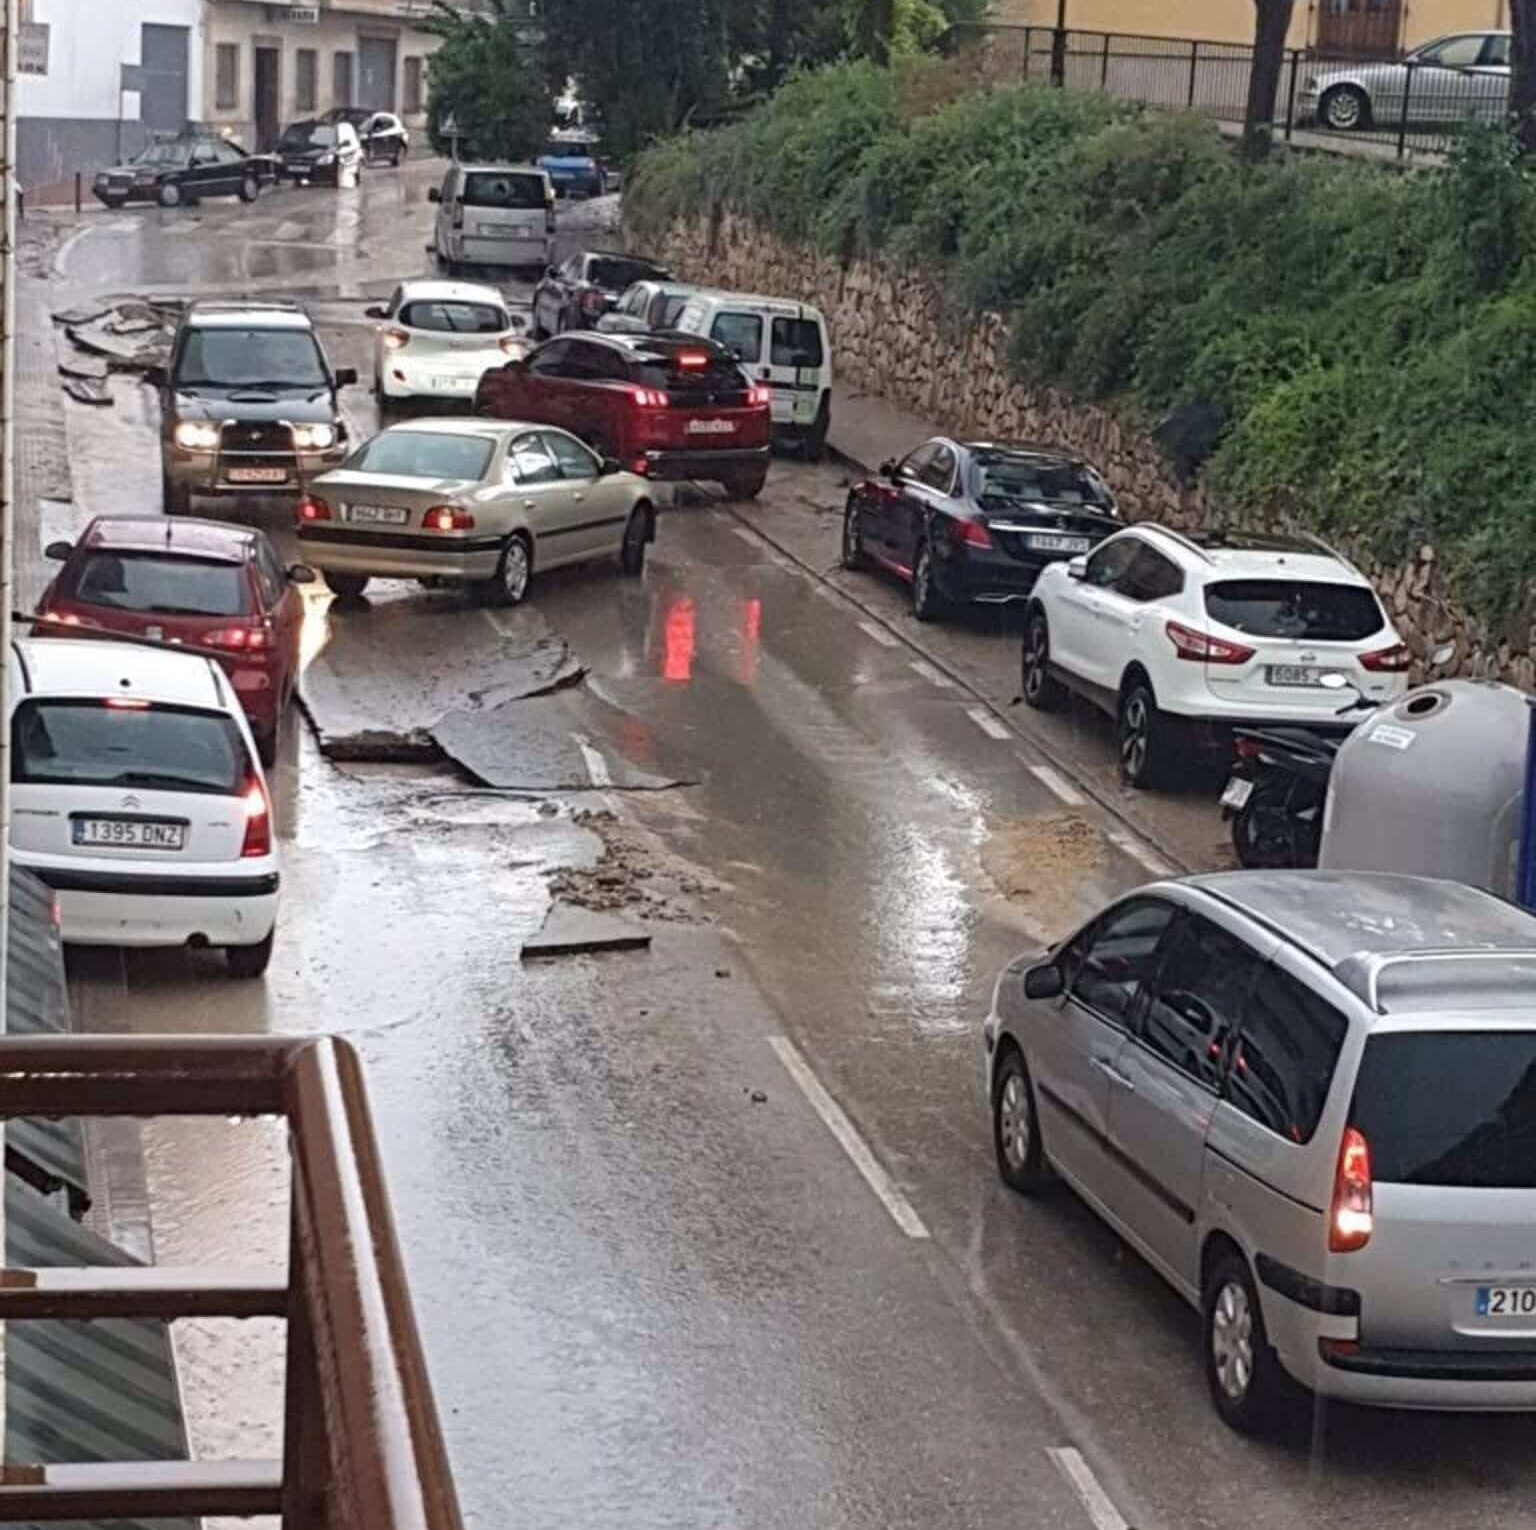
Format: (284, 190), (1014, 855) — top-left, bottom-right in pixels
(0, 0), (18, 1020)
(1051, 0), (1069, 87)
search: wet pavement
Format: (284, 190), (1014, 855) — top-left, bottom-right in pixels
(28, 163), (1536, 1530)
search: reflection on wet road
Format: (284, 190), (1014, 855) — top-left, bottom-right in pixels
(39, 164), (1536, 1530)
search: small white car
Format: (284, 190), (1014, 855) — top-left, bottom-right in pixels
(366, 280), (528, 411)
(1021, 526), (1412, 788)
(8, 637), (279, 976)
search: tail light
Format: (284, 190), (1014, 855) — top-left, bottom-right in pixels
(1360, 642), (1412, 672)
(1234, 735), (1263, 760)
(499, 335), (526, 357)
(955, 519), (993, 550)
(748, 384), (772, 407)
(630, 456), (651, 477)
(298, 496), (331, 523)
(240, 776), (272, 859)
(631, 386), (669, 408)
(1329, 1126), (1374, 1253)
(383, 328), (410, 351)
(203, 625), (271, 653)
(1165, 620), (1255, 665)
(422, 505), (475, 531)
(36, 609), (95, 630)
(675, 350), (709, 369)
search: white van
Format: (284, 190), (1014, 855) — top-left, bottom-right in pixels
(673, 291), (832, 460)
(430, 163), (555, 275)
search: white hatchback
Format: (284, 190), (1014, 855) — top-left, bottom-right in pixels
(8, 638), (279, 976)
(366, 279), (528, 409)
(1022, 526), (1412, 788)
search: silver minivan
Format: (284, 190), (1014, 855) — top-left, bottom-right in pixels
(982, 870), (1536, 1429)
(430, 163), (554, 275)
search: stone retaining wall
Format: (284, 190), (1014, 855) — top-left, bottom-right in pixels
(638, 208), (1529, 687)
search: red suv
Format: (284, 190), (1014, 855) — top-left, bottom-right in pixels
(36, 517), (313, 765)
(474, 331), (772, 499)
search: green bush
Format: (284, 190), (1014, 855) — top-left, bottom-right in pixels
(628, 74), (1536, 624)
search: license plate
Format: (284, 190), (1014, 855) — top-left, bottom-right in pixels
(1029, 533), (1091, 554)
(1477, 1286), (1536, 1317)
(1220, 777), (1254, 810)
(431, 375), (470, 391)
(72, 818), (186, 851)
(686, 419), (736, 435)
(227, 466), (289, 485)
(346, 504), (410, 525)
(1267, 664), (1331, 688)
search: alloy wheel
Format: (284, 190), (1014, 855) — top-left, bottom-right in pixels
(998, 1072), (1030, 1171)
(1210, 1279), (1254, 1402)
(502, 540), (530, 603)
(843, 504), (861, 565)
(1023, 621), (1047, 702)
(1121, 694), (1149, 779)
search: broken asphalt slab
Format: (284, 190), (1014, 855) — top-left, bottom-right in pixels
(520, 903), (652, 959)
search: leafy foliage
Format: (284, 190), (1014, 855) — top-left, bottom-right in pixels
(423, 0), (549, 162)
(628, 73), (1536, 622)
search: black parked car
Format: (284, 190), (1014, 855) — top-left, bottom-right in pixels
(92, 133), (274, 209)
(530, 251), (672, 337)
(841, 438), (1122, 621)
(321, 107), (410, 165)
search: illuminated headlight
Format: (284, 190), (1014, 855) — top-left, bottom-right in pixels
(173, 421), (220, 450)
(292, 423), (336, 450)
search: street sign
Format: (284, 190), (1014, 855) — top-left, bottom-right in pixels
(18, 22), (48, 76)
(283, 4), (320, 21)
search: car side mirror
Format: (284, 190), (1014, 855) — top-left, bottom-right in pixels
(43, 540), (71, 561)
(287, 563), (317, 585)
(879, 459), (896, 480)
(428, 187), (442, 203)
(334, 366), (358, 387)
(599, 456), (620, 476)
(1066, 556), (1088, 582)
(1023, 963), (1065, 1001)
(364, 305), (387, 320)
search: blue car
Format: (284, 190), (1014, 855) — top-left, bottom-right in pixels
(537, 139), (606, 199)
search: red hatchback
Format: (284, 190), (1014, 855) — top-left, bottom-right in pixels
(36, 517), (312, 764)
(474, 331), (772, 499)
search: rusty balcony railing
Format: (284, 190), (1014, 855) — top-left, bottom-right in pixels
(0, 1035), (464, 1530)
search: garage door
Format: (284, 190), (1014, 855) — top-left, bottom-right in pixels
(358, 35), (397, 110)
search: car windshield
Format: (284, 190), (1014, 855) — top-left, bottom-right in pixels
(1203, 578), (1384, 640)
(974, 455), (1114, 508)
(133, 142), (191, 167)
(66, 553), (251, 617)
(174, 328), (328, 389)
(280, 123), (337, 148)
(634, 349), (746, 394)
(398, 300), (508, 334)
(588, 257), (665, 290)
(1352, 1031), (1536, 1188)
(346, 431), (494, 480)
(543, 142), (594, 160)
(709, 312), (762, 361)
(770, 317), (824, 368)
(11, 701), (248, 796)
(460, 172), (546, 209)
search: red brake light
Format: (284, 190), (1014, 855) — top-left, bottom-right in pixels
(676, 350), (709, 369)
(422, 505), (475, 532)
(203, 626), (271, 653)
(748, 384), (772, 407)
(630, 386), (669, 408)
(630, 456), (651, 477)
(956, 519), (993, 550)
(1329, 1126), (1374, 1253)
(1165, 620), (1255, 665)
(240, 777), (272, 859)
(1360, 642), (1412, 673)
(298, 496), (331, 523)
(383, 329), (410, 351)
(498, 335), (526, 357)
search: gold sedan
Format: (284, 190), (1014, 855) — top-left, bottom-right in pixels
(300, 418), (656, 604)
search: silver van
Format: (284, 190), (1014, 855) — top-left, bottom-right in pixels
(430, 163), (554, 275)
(983, 870), (1536, 1429)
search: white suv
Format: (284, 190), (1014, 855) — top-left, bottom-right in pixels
(1021, 526), (1411, 787)
(8, 638), (279, 976)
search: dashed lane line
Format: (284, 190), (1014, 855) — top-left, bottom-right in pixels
(1029, 763), (1087, 807)
(768, 1036), (930, 1240)
(1107, 831), (1175, 880)
(857, 618), (900, 649)
(966, 705), (1012, 741)
(908, 658), (958, 690)
(1048, 1448), (1131, 1530)
(577, 741), (612, 789)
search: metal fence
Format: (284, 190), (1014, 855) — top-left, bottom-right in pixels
(946, 23), (1506, 161)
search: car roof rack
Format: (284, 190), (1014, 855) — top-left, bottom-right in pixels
(1138, 524), (1217, 565)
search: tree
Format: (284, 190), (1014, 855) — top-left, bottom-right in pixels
(1511, 0), (1536, 152)
(423, 0), (550, 163)
(1242, 0), (1295, 161)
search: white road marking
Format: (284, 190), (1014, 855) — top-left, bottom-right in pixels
(1029, 764), (1087, 807)
(1107, 831), (1174, 879)
(578, 742), (612, 789)
(481, 608), (517, 639)
(908, 658), (958, 690)
(1048, 1447), (1130, 1530)
(768, 1036), (930, 1240)
(966, 706), (1012, 741)
(730, 525), (760, 546)
(857, 619), (900, 649)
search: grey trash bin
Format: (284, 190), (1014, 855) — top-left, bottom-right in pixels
(1318, 679), (1528, 899)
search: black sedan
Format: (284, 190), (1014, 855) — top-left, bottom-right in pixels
(92, 134), (274, 209)
(530, 251), (672, 337)
(841, 439), (1121, 620)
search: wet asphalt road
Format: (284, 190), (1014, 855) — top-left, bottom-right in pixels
(37, 163), (1536, 1530)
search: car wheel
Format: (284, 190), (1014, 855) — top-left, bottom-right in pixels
(1117, 679), (1169, 790)
(992, 1047), (1051, 1195)
(226, 930), (275, 980)
(619, 505), (651, 577)
(1021, 610), (1066, 712)
(1231, 779), (1306, 869)
(158, 180), (183, 208)
(1320, 84), (1371, 132)
(483, 533), (532, 608)
(1203, 1248), (1290, 1433)
(162, 474), (191, 516)
(841, 495), (868, 570)
(325, 572), (370, 602)
(803, 397), (830, 463)
(239, 173), (260, 203)
(725, 465), (768, 500)
(912, 541), (945, 623)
